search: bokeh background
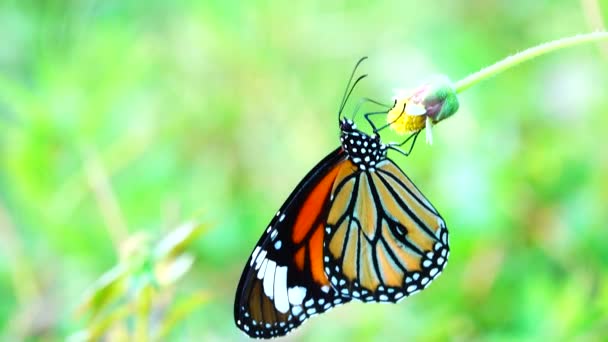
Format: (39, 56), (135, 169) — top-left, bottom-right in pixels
(1, 0), (608, 340)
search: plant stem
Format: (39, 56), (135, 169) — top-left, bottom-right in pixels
(454, 31), (608, 93)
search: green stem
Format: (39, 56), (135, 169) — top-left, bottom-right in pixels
(454, 31), (608, 93)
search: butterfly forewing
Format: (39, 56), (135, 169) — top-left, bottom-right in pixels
(323, 158), (449, 302)
(234, 148), (351, 339)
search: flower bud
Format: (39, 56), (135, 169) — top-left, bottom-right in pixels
(387, 75), (459, 144)
(420, 75), (459, 123)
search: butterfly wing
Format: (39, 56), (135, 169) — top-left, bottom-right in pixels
(234, 148), (351, 339)
(323, 158), (449, 302)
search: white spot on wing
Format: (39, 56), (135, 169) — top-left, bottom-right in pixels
(288, 286), (307, 305)
(257, 259), (268, 279)
(263, 260), (277, 298)
(250, 246), (261, 266)
(273, 266), (289, 313)
(254, 249), (267, 270)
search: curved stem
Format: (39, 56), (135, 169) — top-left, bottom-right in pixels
(454, 31), (608, 93)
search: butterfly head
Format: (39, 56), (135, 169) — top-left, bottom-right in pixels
(339, 118), (387, 172)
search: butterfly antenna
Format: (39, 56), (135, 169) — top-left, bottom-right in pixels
(339, 74), (368, 119)
(337, 56), (368, 122)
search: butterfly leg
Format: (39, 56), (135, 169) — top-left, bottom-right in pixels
(355, 97), (392, 113)
(361, 110), (387, 133)
(368, 100), (410, 134)
(359, 98), (401, 134)
(350, 97), (390, 123)
(388, 130), (421, 157)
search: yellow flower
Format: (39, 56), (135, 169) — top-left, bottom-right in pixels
(387, 88), (434, 144)
(387, 98), (426, 133)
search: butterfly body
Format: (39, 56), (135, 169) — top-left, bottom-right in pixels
(339, 119), (388, 172)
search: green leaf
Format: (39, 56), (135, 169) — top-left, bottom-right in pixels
(76, 264), (130, 319)
(153, 221), (205, 262)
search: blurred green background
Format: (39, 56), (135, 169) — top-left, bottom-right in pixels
(1, 0), (608, 340)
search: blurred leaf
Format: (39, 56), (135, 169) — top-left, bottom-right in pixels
(135, 283), (154, 342)
(155, 291), (210, 341)
(153, 221), (206, 262)
(76, 264), (130, 319)
(154, 254), (195, 286)
(73, 221), (206, 340)
(69, 305), (131, 342)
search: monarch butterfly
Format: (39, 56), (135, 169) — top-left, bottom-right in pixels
(234, 58), (449, 339)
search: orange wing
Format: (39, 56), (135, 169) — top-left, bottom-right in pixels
(323, 158), (449, 302)
(234, 148), (351, 339)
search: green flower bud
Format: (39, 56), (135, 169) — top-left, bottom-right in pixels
(421, 75), (459, 123)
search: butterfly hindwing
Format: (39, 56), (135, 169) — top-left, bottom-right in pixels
(323, 158), (449, 302)
(234, 148), (351, 339)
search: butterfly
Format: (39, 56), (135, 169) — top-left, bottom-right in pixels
(234, 57), (449, 339)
